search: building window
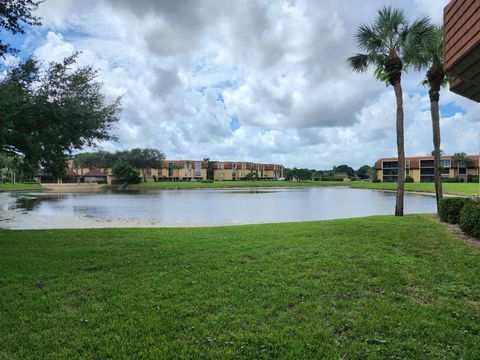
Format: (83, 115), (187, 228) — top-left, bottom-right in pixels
(195, 162), (201, 177)
(383, 161), (399, 169)
(440, 159), (451, 168)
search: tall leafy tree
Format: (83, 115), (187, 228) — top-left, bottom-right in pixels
(334, 164), (355, 178)
(356, 165), (373, 179)
(126, 148), (165, 182)
(0, 0), (42, 58)
(348, 7), (431, 216)
(0, 55), (121, 178)
(411, 25), (446, 210)
(74, 151), (119, 169)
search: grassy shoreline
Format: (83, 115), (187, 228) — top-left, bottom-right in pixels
(133, 180), (479, 197)
(1, 180), (478, 197)
(1, 215), (479, 358)
(0, 182), (44, 192)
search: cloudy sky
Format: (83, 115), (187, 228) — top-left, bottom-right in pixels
(4, 0), (480, 168)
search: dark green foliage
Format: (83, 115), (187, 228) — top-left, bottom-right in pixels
(0, 55), (121, 178)
(372, 179), (382, 183)
(438, 197), (470, 224)
(405, 176), (414, 183)
(459, 202), (480, 239)
(203, 157), (215, 181)
(468, 175), (479, 183)
(125, 148), (165, 182)
(0, 0), (42, 57)
(442, 177), (460, 183)
(356, 165), (373, 179)
(111, 161), (140, 184)
(318, 177), (344, 182)
(74, 151), (118, 169)
(285, 168), (313, 181)
(334, 164), (355, 178)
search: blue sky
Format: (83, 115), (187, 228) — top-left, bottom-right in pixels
(3, 0), (479, 169)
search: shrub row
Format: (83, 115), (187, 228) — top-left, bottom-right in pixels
(442, 176), (479, 183)
(459, 202), (480, 239)
(438, 197), (480, 239)
(438, 197), (470, 224)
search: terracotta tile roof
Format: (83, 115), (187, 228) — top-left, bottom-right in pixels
(84, 168), (107, 177)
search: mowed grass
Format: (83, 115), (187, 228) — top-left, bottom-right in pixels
(1, 216), (479, 359)
(350, 181), (480, 197)
(0, 183), (43, 192)
(135, 180), (345, 189)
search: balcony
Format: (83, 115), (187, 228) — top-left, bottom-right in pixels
(444, 0), (480, 102)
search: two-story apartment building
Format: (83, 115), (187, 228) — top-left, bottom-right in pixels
(159, 160), (208, 181)
(213, 162), (284, 181)
(37, 159), (284, 184)
(375, 155), (480, 183)
(444, 0), (480, 102)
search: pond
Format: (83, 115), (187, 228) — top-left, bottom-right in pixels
(0, 187), (437, 229)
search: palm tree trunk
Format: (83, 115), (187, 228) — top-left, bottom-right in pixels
(393, 81), (405, 216)
(429, 89), (443, 210)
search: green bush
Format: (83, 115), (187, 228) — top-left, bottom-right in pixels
(438, 197), (470, 224)
(459, 202), (480, 239)
(319, 177), (344, 182)
(405, 176), (414, 183)
(442, 177), (459, 183)
(470, 176), (479, 183)
(372, 179), (381, 183)
(112, 161), (140, 184)
(201, 180), (213, 183)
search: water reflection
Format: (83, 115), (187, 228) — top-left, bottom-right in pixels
(1, 187), (437, 229)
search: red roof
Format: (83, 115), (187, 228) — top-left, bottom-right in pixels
(84, 168), (107, 177)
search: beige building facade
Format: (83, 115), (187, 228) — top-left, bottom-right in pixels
(38, 159), (284, 184)
(375, 155), (480, 183)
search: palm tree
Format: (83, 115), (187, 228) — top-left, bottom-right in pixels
(411, 25), (446, 210)
(453, 152), (474, 182)
(348, 7), (431, 216)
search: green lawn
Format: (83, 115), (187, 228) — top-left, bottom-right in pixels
(134, 180), (479, 197)
(350, 181), (480, 197)
(1, 216), (479, 359)
(134, 180), (345, 189)
(0, 183), (44, 192)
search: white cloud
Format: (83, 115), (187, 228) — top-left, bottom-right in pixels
(24, 0), (480, 169)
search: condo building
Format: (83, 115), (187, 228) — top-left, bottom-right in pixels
(375, 155), (480, 183)
(37, 160), (284, 184)
(444, 0), (480, 102)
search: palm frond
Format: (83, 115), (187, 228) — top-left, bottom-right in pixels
(348, 53), (384, 74)
(356, 24), (383, 52)
(347, 54), (370, 73)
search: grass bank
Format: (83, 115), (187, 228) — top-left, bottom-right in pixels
(1, 216), (479, 359)
(350, 181), (480, 197)
(0, 182), (43, 192)
(133, 180), (479, 197)
(134, 180), (344, 189)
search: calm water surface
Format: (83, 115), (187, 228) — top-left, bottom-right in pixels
(0, 187), (436, 229)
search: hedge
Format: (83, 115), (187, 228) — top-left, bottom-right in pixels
(438, 197), (470, 224)
(459, 202), (480, 239)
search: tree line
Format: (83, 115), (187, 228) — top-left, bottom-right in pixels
(73, 149), (165, 182)
(285, 164), (373, 181)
